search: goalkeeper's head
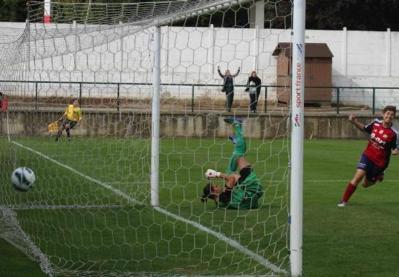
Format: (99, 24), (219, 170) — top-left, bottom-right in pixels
(201, 181), (228, 205)
(201, 182), (227, 206)
(201, 182), (219, 203)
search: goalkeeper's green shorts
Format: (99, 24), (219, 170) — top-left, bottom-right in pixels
(218, 188), (262, 209)
(227, 189), (262, 209)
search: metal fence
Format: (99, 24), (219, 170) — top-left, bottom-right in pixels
(1, 79), (399, 114)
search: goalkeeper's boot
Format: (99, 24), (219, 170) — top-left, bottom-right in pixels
(228, 135), (237, 144)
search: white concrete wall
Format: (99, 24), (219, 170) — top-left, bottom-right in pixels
(1, 22), (399, 108)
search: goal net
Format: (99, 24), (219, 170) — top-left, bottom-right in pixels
(0, 0), (293, 276)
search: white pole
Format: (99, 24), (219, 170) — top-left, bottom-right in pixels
(6, 110), (11, 142)
(254, 25), (259, 71)
(44, 0), (51, 24)
(26, 19), (30, 71)
(151, 26), (161, 207)
(342, 27), (348, 76)
(209, 24), (215, 76)
(73, 21), (77, 71)
(290, 0), (305, 276)
(385, 28), (391, 77)
(255, 0), (265, 28)
(119, 21), (124, 81)
(165, 26), (169, 76)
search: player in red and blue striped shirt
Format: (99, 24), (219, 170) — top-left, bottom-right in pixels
(338, 105), (399, 207)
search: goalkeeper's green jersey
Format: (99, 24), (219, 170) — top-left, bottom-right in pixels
(219, 171), (263, 209)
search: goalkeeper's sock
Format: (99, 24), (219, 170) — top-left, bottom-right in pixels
(233, 124), (246, 155)
(226, 155), (237, 174)
(342, 182), (357, 203)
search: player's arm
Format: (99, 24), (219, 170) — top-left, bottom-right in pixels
(245, 77), (250, 91)
(232, 67), (240, 77)
(60, 105), (70, 121)
(58, 110), (67, 121)
(205, 169), (238, 189)
(219, 173), (239, 190)
(392, 133), (399, 155)
(77, 108), (82, 123)
(217, 66), (224, 78)
(349, 114), (366, 131)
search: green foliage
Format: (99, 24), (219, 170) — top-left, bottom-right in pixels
(2, 0), (399, 30)
(307, 0), (399, 30)
(0, 0), (26, 22)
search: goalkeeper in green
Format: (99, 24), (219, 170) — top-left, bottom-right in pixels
(201, 117), (263, 209)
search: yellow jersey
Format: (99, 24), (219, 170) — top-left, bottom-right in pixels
(64, 104), (82, 122)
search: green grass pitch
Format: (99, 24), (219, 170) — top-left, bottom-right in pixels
(1, 137), (399, 276)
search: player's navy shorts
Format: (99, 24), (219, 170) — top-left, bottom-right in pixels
(357, 154), (385, 182)
(62, 119), (78, 129)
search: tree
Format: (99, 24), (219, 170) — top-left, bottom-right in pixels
(0, 0), (27, 22)
(1, 0), (399, 31)
(306, 0), (399, 31)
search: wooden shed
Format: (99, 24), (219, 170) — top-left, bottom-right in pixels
(272, 42), (334, 105)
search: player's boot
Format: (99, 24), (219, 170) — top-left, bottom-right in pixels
(337, 201), (347, 207)
(375, 174), (384, 182)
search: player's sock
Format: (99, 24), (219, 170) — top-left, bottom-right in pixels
(226, 122), (246, 174)
(342, 182), (357, 203)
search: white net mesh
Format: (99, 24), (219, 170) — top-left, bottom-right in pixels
(0, 1), (292, 276)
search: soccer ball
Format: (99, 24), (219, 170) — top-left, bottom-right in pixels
(11, 167), (36, 192)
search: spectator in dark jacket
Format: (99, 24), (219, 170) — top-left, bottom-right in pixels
(245, 71), (262, 113)
(217, 66), (240, 112)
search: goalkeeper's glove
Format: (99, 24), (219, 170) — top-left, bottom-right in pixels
(205, 169), (221, 178)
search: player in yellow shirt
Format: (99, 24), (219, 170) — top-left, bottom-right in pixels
(55, 98), (82, 141)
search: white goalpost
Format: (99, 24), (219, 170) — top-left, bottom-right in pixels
(151, 26), (161, 208)
(43, 0), (52, 24)
(0, 0), (305, 276)
(290, 0), (305, 276)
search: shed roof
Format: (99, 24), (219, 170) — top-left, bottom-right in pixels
(272, 43), (333, 58)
